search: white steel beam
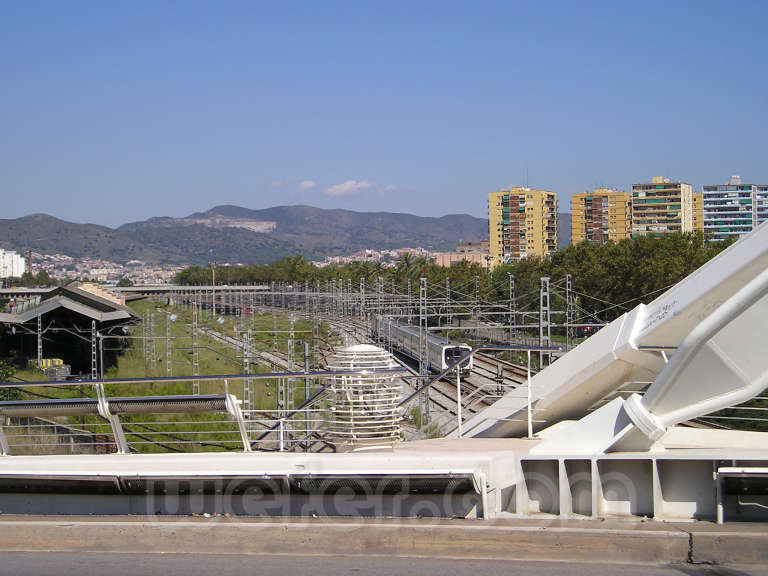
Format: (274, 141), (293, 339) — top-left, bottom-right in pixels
(462, 221), (768, 439)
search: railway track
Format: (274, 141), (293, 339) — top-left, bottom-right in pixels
(197, 311), (541, 436)
(472, 353), (534, 384)
(203, 324), (525, 419)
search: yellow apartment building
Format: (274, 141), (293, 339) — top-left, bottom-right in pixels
(488, 187), (557, 268)
(571, 188), (632, 245)
(693, 192), (704, 231)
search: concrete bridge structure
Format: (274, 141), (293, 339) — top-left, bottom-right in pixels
(2, 224), (768, 531)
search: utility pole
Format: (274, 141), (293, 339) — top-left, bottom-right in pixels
(407, 278), (412, 323)
(566, 274), (575, 352)
(539, 277), (551, 367)
(359, 278), (365, 322)
(304, 341), (311, 451)
(445, 277), (451, 327)
(474, 276), (480, 341)
(243, 329), (253, 413)
(509, 273), (516, 345)
(91, 320), (97, 381)
(142, 310), (148, 369)
(272, 314), (278, 354)
(166, 312), (172, 377)
(149, 312), (156, 368)
(192, 301), (200, 395)
(287, 316), (295, 413)
(210, 262), (216, 318)
(419, 277), (429, 421)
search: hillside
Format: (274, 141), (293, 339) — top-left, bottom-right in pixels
(0, 214), (167, 262)
(169, 205), (489, 256)
(0, 206), (488, 265)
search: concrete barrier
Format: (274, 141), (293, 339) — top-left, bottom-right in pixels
(0, 517), (696, 564)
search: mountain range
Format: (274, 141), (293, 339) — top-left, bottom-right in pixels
(0, 205), (572, 266)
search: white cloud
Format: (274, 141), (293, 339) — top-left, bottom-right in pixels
(271, 180), (285, 190)
(299, 180), (317, 191)
(325, 180), (375, 197)
(381, 185), (398, 193)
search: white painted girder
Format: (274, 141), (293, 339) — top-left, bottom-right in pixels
(462, 221), (768, 440)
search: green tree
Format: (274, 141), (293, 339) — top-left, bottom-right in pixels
(116, 277), (134, 287)
(0, 360), (20, 401)
(35, 269), (54, 286)
(15, 270), (55, 288)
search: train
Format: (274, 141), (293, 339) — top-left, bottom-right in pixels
(374, 316), (473, 376)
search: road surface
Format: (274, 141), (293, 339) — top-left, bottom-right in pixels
(0, 552), (765, 576)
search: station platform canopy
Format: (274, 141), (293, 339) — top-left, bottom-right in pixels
(0, 283), (138, 325)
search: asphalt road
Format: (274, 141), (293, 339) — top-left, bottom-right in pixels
(0, 553), (766, 576)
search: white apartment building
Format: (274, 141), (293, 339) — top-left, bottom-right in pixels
(703, 175), (768, 241)
(0, 249), (27, 278)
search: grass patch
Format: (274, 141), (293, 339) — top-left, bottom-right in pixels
(8, 300), (339, 453)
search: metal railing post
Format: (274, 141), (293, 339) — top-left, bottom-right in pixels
(456, 369), (463, 438)
(527, 350), (533, 439)
(94, 381), (129, 454)
(224, 390), (252, 453)
(716, 470), (724, 524)
(0, 421), (9, 456)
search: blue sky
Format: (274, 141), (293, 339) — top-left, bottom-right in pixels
(2, 1), (766, 226)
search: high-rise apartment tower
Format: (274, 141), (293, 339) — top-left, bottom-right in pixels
(488, 187), (557, 268)
(703, 175), (768, 241)
(631, 176), (693, 237)
(571, 188), (632, 245)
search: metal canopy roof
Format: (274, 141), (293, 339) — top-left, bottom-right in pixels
(0, 285), (138, 325)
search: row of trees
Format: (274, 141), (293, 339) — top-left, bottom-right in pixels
(2, 270), (55, 288)
(490, 232), (733, 321)
(173, 233), (734, 323)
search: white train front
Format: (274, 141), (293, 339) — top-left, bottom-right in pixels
(374, 316), (473, 376)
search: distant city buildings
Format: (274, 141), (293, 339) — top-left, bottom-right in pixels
(0, 249), (26, 278)
(455, 240), (489, 255)
(571, 189), (632, 245)
(488, 187), (558, 268)
(312, 247), (431, 268)
(703, 175), (768, 241)
(0, 252), (182, 285)
(431, 240), (490, 269)
(631, 176), (693, 237)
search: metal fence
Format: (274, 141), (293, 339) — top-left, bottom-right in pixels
(0, 367), (407, 456)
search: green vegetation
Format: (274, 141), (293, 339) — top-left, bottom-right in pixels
(116, 277), (133, 287)
(4, 270), (55, 288)
(175, 254), (490, 296)
(5, 300), (338, 454)
(492, 232), (735, 322)
(175, 232), (734, 324)
(97, 300), (334, 452)
(0, 360), (21, 401)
